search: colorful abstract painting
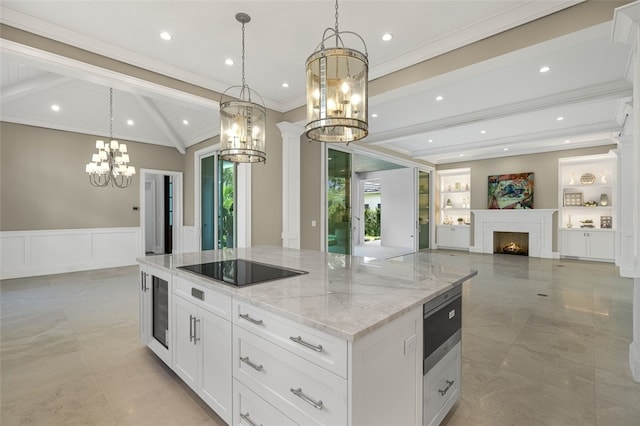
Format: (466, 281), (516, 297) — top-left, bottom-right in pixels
(488, 172), (534, 209)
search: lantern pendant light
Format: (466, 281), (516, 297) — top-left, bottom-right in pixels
(305, 0), (369, 143)
(219, 13), (267, 163)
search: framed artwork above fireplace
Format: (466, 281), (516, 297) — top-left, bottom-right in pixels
(488, 172), (534, 209)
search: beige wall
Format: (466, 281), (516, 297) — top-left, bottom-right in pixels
(0, 122), (184, 231)
(437, 145), (617, 250)
(437, 145), (617, 211)
(300, 138), (322, 251)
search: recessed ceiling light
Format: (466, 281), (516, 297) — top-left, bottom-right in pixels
(556, 116), (564, 121)
(281, 82), (289, 88)
(435, 95), (443, 101)
(480, 130), (486, 134)
(564, 139), (570, 143)
(539, 65), (550, 73)
(127, 119), (134, 126)
(459, 154), (464, 157)
(225, 58), (234, 66)
(503, 147), (509, 151)
(160, 31), (172, 41)
(50, 104), (60, 111)
(382, 33), (393, 41)
(371, 113), (378, 118)
(428, 139), (433, 143)
(182, 119), (189, 125)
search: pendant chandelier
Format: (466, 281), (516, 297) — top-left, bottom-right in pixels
(305, 0), (368, 143)
(85, 88), (136, 188)
(219, 13), (266, 163)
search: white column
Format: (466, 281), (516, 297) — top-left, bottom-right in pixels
(277, 122), (304, 249)
(613, 2), (640, 382)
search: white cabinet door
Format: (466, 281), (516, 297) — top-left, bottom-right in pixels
(199, 307), (232, 425)
(436, 225), (469, 249)
(560, 231), (587, 257)
(587, 231), (614, 261)
(173, 295), (199, 390)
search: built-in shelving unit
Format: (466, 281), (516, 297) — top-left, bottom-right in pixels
(558, 152), (616, 262)
(437, 168), (470, 250)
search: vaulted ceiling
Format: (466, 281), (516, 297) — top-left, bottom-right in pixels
(0, 1), (632, 164)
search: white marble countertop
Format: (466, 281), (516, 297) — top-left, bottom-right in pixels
(138, 246), (477, 341)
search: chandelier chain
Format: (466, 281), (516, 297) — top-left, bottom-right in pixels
(241, 21), (246, 88)
(109, 88), (113, 140)
(334, 0), (339, 34)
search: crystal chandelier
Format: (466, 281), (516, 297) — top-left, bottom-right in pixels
(219, 13), (266, 163)
(85, 88), (136, 188)
(305, 0), (368, 143)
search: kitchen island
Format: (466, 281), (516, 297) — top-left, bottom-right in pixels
(138, 246), (476, 426)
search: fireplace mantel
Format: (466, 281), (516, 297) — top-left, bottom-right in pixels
(470, 209), (557, 258)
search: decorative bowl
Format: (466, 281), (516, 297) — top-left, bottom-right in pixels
(580, 173), (596, 185)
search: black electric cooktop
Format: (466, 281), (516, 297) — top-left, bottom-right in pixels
(178, 259), (307, 287)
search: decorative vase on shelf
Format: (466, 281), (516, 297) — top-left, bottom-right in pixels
(567, 215), (573, 228)
(599, 193), (609, 206)
(446, 198), (452, 208)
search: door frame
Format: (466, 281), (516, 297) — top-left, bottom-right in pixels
(322, 144), (436, 252)
(194, 145), (252, 250)
(139, 168), (183, 256)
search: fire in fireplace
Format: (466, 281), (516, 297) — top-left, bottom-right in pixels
(493, 231), (529, 256)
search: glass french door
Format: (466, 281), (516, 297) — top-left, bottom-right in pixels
(418, 170), (430, 250)
(327, 148), (352, 254)
(200, 155), (236, 250)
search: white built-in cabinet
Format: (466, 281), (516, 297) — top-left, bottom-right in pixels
(172, 277), (232, 425)
(558, 153), (616, 262)
(436, 168), (471, 250)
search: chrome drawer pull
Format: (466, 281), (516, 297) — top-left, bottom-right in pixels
(438, 379), (455, 396)
(290, 335), (323, 352)
(240, 356), (263, 372)
(239, 313), (263, 325)
(189, 314), (194, 343)
(290, 387), (323, 411)
(240, 412), (262, 426)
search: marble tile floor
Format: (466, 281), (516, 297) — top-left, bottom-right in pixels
(1, 251), (639, 425)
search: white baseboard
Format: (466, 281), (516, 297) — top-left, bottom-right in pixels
(0, 227), (141, 279)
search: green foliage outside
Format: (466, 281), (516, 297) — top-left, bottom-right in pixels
(219, 162), (235, 248)
(364, 206), (381, 240)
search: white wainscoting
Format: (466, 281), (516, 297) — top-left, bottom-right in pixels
(181, 226), (199, 253)
(0, 227), (141, 279)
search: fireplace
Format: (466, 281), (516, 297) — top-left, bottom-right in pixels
(494, 232), (529, 256)
(470, 209), (556, 258)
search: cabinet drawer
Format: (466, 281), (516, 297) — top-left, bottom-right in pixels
(234, 325), (347, 426)
(234, 378), (298, 426)
(423, 342), (461, 426)
(234, 301), (347, 378)
(174, 277), (232, 320)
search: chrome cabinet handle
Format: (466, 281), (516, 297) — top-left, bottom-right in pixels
(193, 317), (200, 343)
(240, 356), (263, 372)
(438, 379), (455, 396)
(290, 387), (323, 411)
(141, 271), (144, 291)
(239, 313), (263, 325)
(189, 314), (194, 343)
(289, 335), (323, 352)
(240, 412), (262, 426)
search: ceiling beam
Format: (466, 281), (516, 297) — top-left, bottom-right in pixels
(410, 121), (621, 158)
(1, 73), (72, 104)
(134, 94), (186, 154)
(365, 80), (632, 146)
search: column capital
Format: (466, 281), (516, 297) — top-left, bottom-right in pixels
(276, 121), (304, 140)
(613, 2), (640, 46)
